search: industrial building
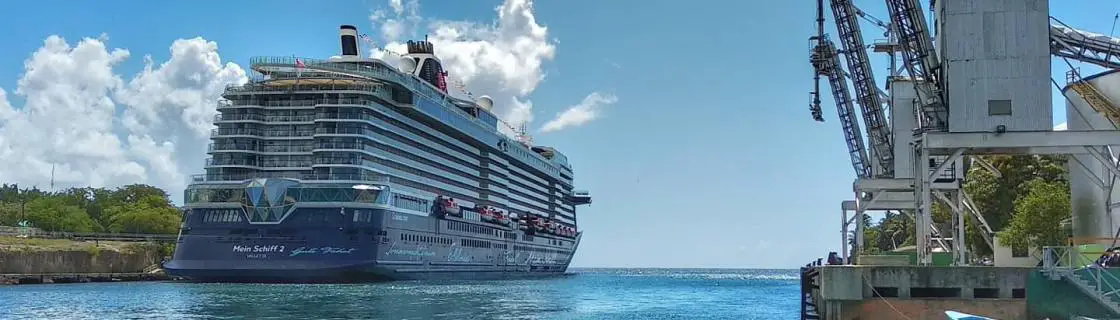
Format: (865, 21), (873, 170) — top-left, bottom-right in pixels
(801, 0), (1120, 318)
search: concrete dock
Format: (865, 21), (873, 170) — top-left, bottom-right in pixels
(805, 265), (1032, 319)
(0, 272), (171, 285)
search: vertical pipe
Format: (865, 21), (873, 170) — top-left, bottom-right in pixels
(842, 206), (850, 264)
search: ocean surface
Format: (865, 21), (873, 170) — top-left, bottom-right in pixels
(0, 268), (800, 320)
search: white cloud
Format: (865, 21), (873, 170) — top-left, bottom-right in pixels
(368, 0), (576, 136)
(1055, 122), (1067, 131)
(540, 92), (617, 133)
(0, 35), (246, 203)
(370, 0), (421, 43)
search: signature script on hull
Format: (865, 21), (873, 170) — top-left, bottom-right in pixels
(385, 242), (435, 258)
(288, 246), (358, 257)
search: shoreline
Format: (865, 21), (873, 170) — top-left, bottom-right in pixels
(0, 271), (173, 285)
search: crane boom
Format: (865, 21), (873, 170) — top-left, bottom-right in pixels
(812, 0), (871, 178)
(830, 0), (894, 177)
(814, 39), (872, 178)
(885, 0), (947, 131)
(1051, 17), (1120, 70)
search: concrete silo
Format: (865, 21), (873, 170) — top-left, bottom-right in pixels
(1064, 69), (1120, 243)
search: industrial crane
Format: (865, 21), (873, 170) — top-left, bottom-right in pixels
(811, 0), (871, 179)
(830, 0), (895, 177)
(884, 0), (948, 131)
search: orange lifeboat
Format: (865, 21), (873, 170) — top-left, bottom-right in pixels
(437, 196), (461, 217)
(478, 206), (496, 222)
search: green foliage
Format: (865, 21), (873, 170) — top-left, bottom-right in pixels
(998, 179), (1071, 251)
(0, 183), (181, 234)
(858, 155), (1071, 257)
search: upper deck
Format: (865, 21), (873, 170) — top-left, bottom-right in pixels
(208, 55), (573, 178)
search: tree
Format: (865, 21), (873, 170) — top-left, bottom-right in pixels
(106, 195), (181, 234)
(961, 155), (1068, 256)
(0, 183), (181, 234)
(998, 179), (1071, 252)
(23, 197), (94, 232)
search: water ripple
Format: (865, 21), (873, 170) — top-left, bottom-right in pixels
(0, 268), (799, 320)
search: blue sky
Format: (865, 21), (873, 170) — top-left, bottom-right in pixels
(0, 0), (1117, 269)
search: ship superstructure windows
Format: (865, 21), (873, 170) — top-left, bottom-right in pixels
(203, 209), (244, 223)
(447, 220), (500, 236)
(391, 193), (430, 213)
(460, 239), (492, 248)
(400, 232), (453, 245)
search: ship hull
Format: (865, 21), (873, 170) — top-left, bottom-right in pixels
(164, 206), (580, 283)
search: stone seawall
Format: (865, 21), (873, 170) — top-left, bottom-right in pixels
(0, 248), (161, 274)
(0, 237), (166, 274)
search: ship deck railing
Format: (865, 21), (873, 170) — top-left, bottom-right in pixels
(191, 172), (389, 183)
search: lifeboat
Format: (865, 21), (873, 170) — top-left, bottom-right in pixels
(493, 209), (510, 226)
(531, 217), (547, 232)
(436, 196), (461, 217)
(478, 206), (496, 222)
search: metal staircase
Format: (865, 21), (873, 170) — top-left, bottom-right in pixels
(1043, 246), (1120, 316)
(1067, 69), (1120, 129)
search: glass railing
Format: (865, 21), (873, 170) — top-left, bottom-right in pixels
(191, 172), (388, 182)
(212, 128), (261, 136)
(314, 127), (368, 135)
(209, 144), (315, 153)
(207, 158), (257, 166)
(313, 156), (363, 165)
(259, 160), (313, 167)
(260, 145), (315, 153)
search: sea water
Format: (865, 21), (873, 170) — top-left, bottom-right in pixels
(0, 268), (799, 319)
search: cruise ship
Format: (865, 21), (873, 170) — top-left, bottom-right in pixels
(162, 25), (592, 282)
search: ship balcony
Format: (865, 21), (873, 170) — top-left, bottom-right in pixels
(312, 156), (364, 166)
(210, 128), (315, 139)
(314, 112), (376, 122)
(216, 97), (367, 110)
(214, 114), (316, 123)
(313, 127), (370, 136)
(190, 172), (387, 183)
(208, 143), (315, 154)
(566, 190), (592, 205)
(205, 158), (313, 168)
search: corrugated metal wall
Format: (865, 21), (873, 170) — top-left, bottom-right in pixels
(937, 0), (1052, 132)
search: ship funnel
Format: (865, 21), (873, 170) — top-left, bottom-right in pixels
(477, 95), (494, 111)
(339, 25), (360, 57)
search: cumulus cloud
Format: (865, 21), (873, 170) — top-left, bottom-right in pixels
(540, 92), (618, 133)
(0, 35), (246, 203)
(368, 0), (587, 136)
